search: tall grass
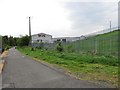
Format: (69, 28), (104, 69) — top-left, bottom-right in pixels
(18, 47), (118, 87)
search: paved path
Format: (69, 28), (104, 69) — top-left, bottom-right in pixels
(2, 48), (108, 88)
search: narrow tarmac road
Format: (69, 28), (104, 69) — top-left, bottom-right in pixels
(2, 48), (108, 88)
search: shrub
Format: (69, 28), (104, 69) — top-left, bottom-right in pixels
(56, 42), (63, 52)
(31, 47), (35, 51)
(5, 45), (10, 50)
(37, 42), (44, 49)
(37, 46), (42, 49)
(66, 44), (74, 53)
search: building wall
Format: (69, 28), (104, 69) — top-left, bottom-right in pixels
(53, 37), (80, 43)
(32, 34), (53, 43)
(32, 33), (80, 44)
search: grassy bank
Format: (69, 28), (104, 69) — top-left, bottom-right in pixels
(62, 30), (118, 56)
(18, 47), (118, 87)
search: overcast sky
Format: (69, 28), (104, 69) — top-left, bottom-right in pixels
(0, 0), (119, 37)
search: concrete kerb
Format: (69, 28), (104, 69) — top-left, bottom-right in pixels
(0, 60), (5, 74)
(0, 51), (8, 74)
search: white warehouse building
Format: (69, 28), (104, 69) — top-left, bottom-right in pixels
(31, 33), (53, 43)
(31, 33), (80, 43)
(53, 37), (80, 43)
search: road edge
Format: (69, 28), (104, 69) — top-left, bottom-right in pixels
(0, 60), (5, 74)
(0, 51), (8, 74)
(18, 49), (113, 88)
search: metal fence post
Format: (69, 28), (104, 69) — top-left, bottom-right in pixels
(0, 36), (2, 54)
(94, 38), (97, 54)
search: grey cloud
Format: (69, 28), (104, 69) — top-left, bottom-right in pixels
(64, 2), (118, 34)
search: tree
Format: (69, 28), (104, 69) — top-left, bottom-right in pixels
(2, 35), (9, 48)
(8, 36), (15, 46)
(14, 37), (19, 46)
(1, 35), (30, 48)
(17, 35), (30, 47)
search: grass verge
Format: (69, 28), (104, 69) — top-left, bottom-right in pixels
(18, 46), (118, 87)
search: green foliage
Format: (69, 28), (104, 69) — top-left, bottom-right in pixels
(2, 36), (9, 47)
(37, 46), (42, 49)
(8, 36), (15, 46)
(66, 44), (74, 53)
(38, 42), (44, 49)
(17, 35), (30, 47)
(5, 45), (11, 50)
(56, 42), (63, 52)
(31, 47), (35, 51)
(18, 47), (118, 67)
(2, 35), (17, 49)
(18, 47), (118, 86)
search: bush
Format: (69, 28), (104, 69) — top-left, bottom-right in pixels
(31, 47), (35, 51)
(5, 45), (10, 50)
(2, 48), (4, 53)
(17, 35), (30, 47)
(36, 42), (44, 49)
(56, 42), (63, 52)
(66, 44), (74, 53)
(37, 46), (42, 49)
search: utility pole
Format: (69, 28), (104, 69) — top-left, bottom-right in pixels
(29, 17), (31, 37)
(29, 16), (32, 46)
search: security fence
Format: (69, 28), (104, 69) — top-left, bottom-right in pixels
(32, 27), (119, 57)
(63, 31), (118, 56)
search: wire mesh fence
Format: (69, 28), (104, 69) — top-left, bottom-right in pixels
(62, 32), (118, 56)
(32, 27), (119, 57)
